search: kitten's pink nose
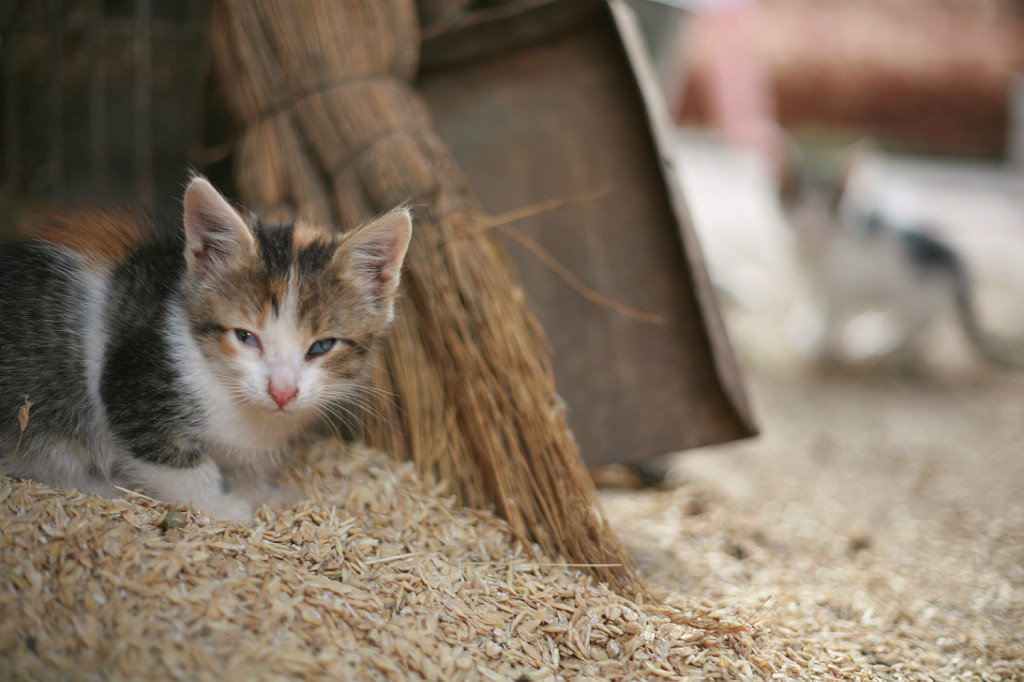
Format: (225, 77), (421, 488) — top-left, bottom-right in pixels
(268, 384), (297, 409)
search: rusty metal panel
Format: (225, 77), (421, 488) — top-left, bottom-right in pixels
(418, 0), (756, 467)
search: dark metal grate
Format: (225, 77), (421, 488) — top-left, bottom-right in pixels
(0, 0), (207, 220)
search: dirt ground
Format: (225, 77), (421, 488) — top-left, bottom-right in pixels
(599, 349), (1024, 679)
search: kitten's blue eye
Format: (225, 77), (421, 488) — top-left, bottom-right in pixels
(234, 329), (261, 350)
(306, 338), (336, 360)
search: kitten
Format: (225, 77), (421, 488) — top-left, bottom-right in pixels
(0, 177), (412, 520)
(783, 143), (1019, 367)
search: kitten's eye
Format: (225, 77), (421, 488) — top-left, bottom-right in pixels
(234, 329), (261, 350)
(306, 338), (336, 360)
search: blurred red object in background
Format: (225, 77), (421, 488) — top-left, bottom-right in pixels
(674, 1), (1024, 157)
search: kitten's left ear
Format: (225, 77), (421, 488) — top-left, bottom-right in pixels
(183, 176), (255, 275)
(339, 208), (412, 310)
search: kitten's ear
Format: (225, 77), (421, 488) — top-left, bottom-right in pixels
(183, 176), (254, 275)
(339, 208), (412, 310)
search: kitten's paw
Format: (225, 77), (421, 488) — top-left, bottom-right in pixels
(207, 493), (254, 523)
(257, 484), (305, 511)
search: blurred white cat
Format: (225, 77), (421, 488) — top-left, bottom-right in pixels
(783, 142), (1022, 368)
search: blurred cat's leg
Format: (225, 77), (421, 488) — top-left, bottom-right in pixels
(813, 293), (850, 364)
(118, 456), (252, 521)
(885, 290), (938, 369)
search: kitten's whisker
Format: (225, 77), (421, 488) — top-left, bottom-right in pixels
(319, 392), (389, 427)
(312, 404), (345, 441)
(347, 384), (406, 419)
(349, 399), (389, 426)
(325, 401), (361, 426)
(339, 393), (389, 422)
(321, 401), (366, 438)
(316, 399), (360, 431)
(320, 401), (366, 437)
(206, 371), (259, 409)
(349, 384), (398, 399)
(347, 385), (400, 406)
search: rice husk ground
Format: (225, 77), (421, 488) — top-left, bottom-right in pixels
(2, 440), (791, 681)
(601, 366), (1024, 682)
(2, 366), (1022, 680)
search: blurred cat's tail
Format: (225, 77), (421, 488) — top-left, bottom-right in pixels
(952, 265), (1024, 368)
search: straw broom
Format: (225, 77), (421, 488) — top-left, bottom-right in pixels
(210, 0), (640, 591)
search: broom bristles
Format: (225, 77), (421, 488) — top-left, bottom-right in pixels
(210, 0), (641, 592)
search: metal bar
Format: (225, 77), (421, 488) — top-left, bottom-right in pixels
(185, 0), (208, 171)
(3, 23), (19, 204)
(12, 20), (197, 42)
(89, 0), (107, 194)
(47, 0), (63, 199)
(135, 0), (153, 207)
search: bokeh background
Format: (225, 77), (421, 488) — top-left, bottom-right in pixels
(601, 2), (1024, 677)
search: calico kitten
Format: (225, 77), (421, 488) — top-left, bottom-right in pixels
(0, 177), (412, 520)
(783, 143), (1019, 367)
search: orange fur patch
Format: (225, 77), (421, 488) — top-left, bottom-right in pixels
(268, 278), (288, 307)
(291, 220), (326, 251)
(216, 334), (239, 359)
(7, 207), (152, 269)
(256, 302), (271, 330)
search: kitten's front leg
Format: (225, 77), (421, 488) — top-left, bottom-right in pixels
(120, 456), (253, 522)
(223, 464), (304, 512)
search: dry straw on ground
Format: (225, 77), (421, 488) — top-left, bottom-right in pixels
(2, 439), (794, 681)
(3, 434), (1022, 680)
(602, 369), (1024, 682)
(603, 483), (1024, 682)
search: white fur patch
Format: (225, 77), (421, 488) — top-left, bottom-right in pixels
(79, 266), (110, 431)
(120, 456), (252, 521)
(164, 300), (311, 468)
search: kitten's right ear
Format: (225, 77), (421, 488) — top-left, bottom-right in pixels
(183, 176), (254, 275)
(337, 208), (412, 313)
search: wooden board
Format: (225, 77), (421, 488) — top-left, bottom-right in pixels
(418, 0), (756, 467)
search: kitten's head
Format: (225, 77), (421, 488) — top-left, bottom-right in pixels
(178, 176), (411, 424)
(780, 138), (876, 217)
